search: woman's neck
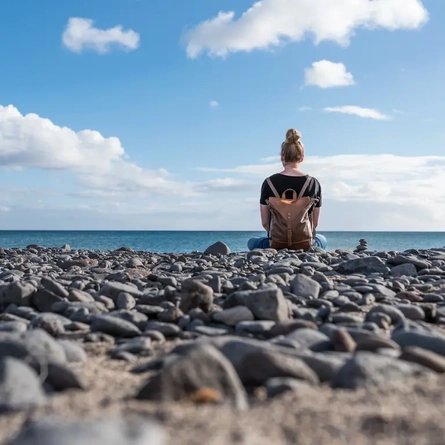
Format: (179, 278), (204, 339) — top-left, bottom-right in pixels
(281, 163), (305, 176)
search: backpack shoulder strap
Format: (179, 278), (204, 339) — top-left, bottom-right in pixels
(266, 177), (280, 198)
(297, 175), (312, 199)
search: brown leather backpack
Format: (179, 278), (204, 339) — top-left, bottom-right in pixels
(266, 176), (318, 251)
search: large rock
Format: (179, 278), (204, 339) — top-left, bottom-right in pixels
(387, 254), (431, 271)
(32, 289), (64, 312)
(332, 352), (432, 389)
(212, 306), (254, 326)
(390, 263), (418, 277)
(1, 282), (36, 306)
(204, 241), (231, 256)
(290, 275), (321, 299)
(336, 257), (390, 275)
(285, 328), (332, 351)
(9, 417), (165, 445)
(236, 348), (319, 386)
(0, 357), (46, 412)
(179, 279), (214, 313)
(243, 288), (289, 322)
(0, 329), (66, 365)
(90, 315), (141, 338)
(99, 282), (143, 302)
(392, 331), (445, 357)
(136, 344), (248, 410)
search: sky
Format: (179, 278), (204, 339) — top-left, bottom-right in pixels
(0, 0), (444, 231)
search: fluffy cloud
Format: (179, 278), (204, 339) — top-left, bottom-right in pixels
(209, 100), (219, 109)
(304, 60), (355, 88)
(324, 106), (390, 120)
(184, 0), (428, 58)
(196, 154), (445, 229)
(0, 105), (193, 196)
(62, 17), (140, 54)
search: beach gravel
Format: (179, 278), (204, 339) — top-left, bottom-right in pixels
(1, 242), (445, 443)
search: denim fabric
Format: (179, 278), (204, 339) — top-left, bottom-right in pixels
(247, 233), (327, 251)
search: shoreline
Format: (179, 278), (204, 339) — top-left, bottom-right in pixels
(1, 244), (445, 443)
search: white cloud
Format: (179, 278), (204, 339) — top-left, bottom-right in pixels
(209, 100), (219, 109)
(184, 0), (428, 58)
(324, 106), (390, 120)
(299, 106), (312, 111)
(304, 60), (355, 88)
(0, 206), (10, 212)
(0, 104), (194, 196)
(62, 17), (140, 54)
(195, 154), (445, 230)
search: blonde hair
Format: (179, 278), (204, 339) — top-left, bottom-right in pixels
(281, 128), (304, 163)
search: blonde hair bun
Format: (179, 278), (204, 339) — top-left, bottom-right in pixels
(285, 128), (301, 144)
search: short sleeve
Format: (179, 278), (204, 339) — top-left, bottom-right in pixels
(260, 180), (270, 205)
(315, 180), (322, 207)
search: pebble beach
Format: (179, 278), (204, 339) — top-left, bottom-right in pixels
(2, 240), (445, 444)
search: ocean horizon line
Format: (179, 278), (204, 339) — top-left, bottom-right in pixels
(1, 230), (445, 234)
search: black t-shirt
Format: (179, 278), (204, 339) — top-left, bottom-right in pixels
(260, 174), (322, 207)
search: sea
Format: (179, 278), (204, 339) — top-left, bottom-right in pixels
(0, 231), (444, 254)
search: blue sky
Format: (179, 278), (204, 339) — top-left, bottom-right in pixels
(0, 0), (444, 231)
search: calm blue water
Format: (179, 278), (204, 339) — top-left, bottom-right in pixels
(0, 231), (444, 253)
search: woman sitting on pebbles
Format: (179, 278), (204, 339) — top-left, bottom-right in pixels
(247, 128), (327, 251)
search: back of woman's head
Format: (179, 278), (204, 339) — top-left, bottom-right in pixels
(281, 128), (304, 163)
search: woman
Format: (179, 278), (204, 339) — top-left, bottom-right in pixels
(247, 128), (327, 250)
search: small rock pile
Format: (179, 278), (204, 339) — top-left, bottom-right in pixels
(354, 239), (368, 252)
(1, 242), (445, 443)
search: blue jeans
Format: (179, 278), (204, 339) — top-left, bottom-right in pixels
(247, 234), (327, 251)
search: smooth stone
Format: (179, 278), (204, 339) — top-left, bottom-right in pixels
(8, 417), (165, 445)
(1, 282), (36, 306)
(67, 289), (95, 303)
(57, 340), (87, 363)
(193, 325), (230, 336)
(204, 241), (231, 256)
(0, 357), (46, 412)
(116, 293), (136, 310)
(265, 377), (309, 398)
(145, 321), (182, 337)
(0, 329), (66, 365)
(40, 278), (69, 299)
(242, 288), (290, 322)
(290, 275), (321, 299)
(179, 279), (213, 313)
(99, 282), (142, 302)
(110, 337), (152, 355)
(332, 352), (432, 389)
(336, 257), (390, 275)
(366, 305), (405, 325)
(390, 263), (418, 277)
(236, 348), (319, 386)
(32, 289), (64, 313)
(396, 304), (425, 321)
(400, 346), (445, 373)
(30, 313), (69, 336)
(332, 328), (356, 353)
(235, 321), (275, 335)
(285, 329), (332, 352)
(392, 331), (445, 357)
(0, 321), (27, 333)
(136, 344), (248, 410)
(355, 336), (400, 352)
(90, 315), (141, 338)
(297, 353), (348, 383)
(41, 362), (86, 392)
(212, 306), (254, 326)
(268, 320), (317, 338)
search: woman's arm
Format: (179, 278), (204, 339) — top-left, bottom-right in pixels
(260, 205), (270, 231)
(313, 207), (321, 229)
